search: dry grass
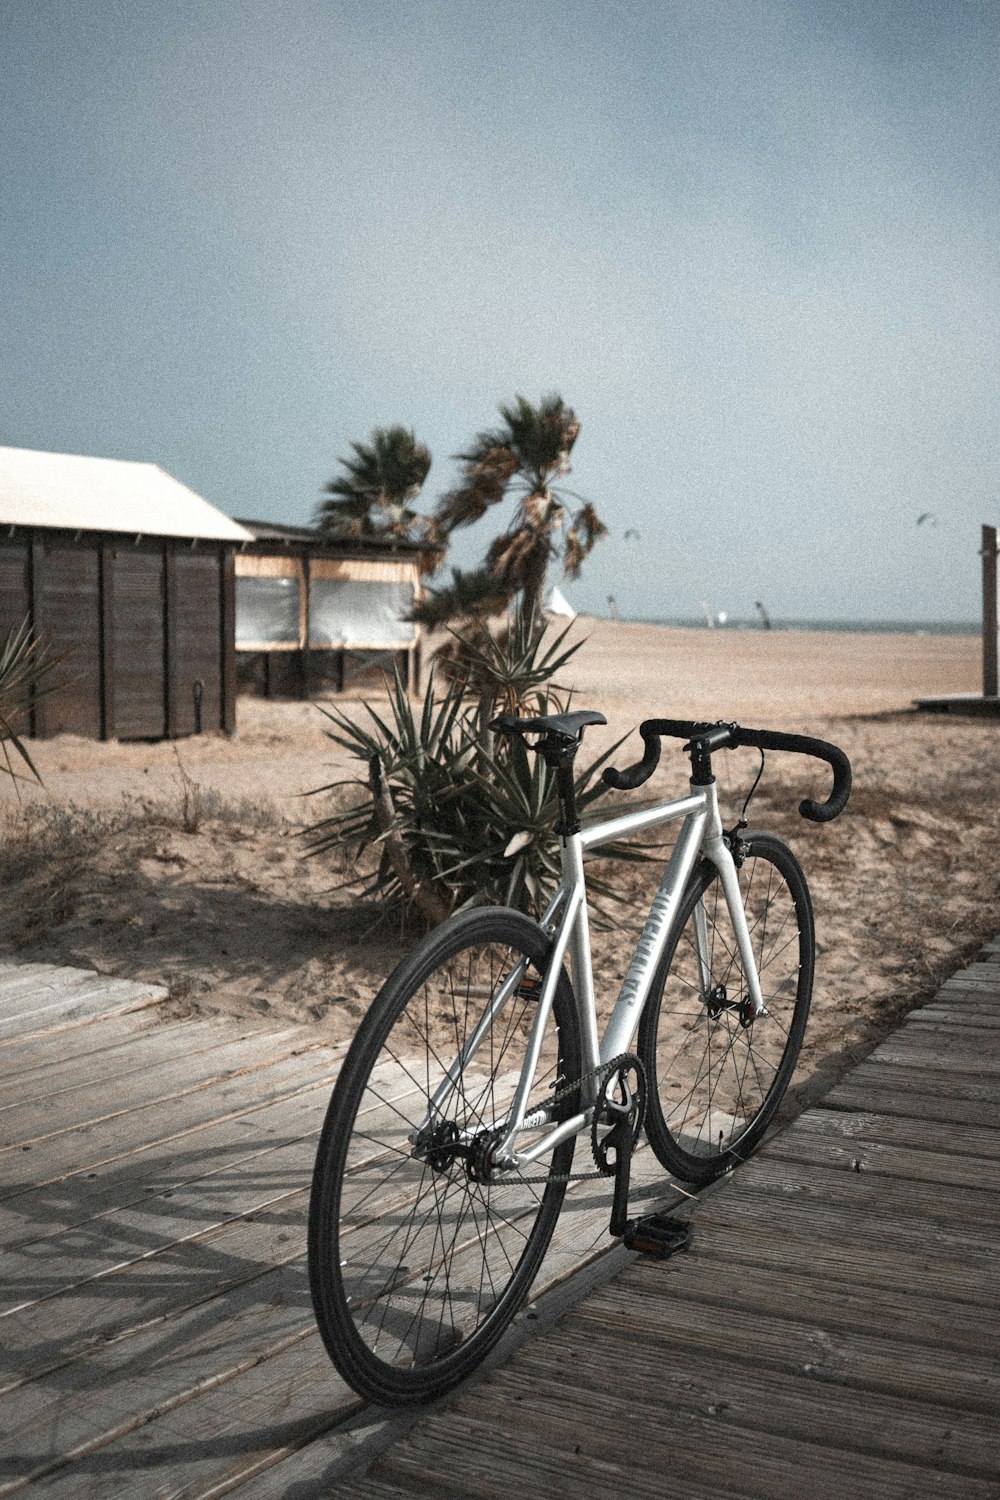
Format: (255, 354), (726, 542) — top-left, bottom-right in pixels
(1, 707), (999, 1084)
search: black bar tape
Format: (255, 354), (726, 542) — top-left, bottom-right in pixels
(602, 719), (851, 821)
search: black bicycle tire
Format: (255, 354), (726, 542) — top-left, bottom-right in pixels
(638, 831), (814, 1186)
(308, 905), (581, 1405)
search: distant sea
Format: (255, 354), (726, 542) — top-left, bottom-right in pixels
(627, 616), (979, 636)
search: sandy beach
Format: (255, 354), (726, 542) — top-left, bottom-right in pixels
(0, 617), (995, 1113)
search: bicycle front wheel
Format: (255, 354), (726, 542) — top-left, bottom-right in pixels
(309, 906), (581, 1405)
(638, 831), (814, 1187)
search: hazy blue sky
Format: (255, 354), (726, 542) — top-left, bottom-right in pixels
(3, 1), (998, 621)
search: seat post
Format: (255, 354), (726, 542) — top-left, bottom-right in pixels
(536, 732), (581, 837)
(554, 760), (580, 838)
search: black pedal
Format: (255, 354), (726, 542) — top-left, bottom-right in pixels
(623, 1214), (693, 1259)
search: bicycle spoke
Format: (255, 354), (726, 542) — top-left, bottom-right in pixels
(310, 914), (580, 1401)
(640, 838), (813, 1183)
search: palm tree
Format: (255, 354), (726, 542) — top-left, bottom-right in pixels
(419, 394), (606, 631)
(315, 425), (432, 545)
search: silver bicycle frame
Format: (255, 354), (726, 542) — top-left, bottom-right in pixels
(486, 776), (767, 1172)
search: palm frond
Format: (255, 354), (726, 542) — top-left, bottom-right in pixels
(0, 618), (63, 789)
(314, 425), (431, 542)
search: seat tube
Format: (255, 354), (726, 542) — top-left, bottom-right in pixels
(559, 828), (601, 1079)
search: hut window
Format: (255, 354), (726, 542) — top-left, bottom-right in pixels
(309, 579), (416, 647)
(236, 574), (301, 646)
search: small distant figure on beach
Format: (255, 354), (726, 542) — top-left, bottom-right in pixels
(606, 594), (620, 621)
(755, 600), (772, 630)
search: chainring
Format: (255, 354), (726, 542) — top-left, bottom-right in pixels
(591, 1053), (647, 1177)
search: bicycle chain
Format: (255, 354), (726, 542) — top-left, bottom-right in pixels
(491, 1052), (640, 1186)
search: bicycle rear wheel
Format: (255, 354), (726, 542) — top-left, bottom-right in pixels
(309, 906), (581, 1405)
(638, 831), (814, 1186)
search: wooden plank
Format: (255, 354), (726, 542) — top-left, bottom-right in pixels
(0, 1045), (342, 1202)
(0, 964), (72, 996)
(0, 1066), (337, 1256)
(98, 538), (115, 740)
(246, 1239), (1000, 1500)
(700, 1152), (1000, 1231)
(572, 1271), (1000, 1415)
(0, 1121), (678, 1497)
(0, 1027), (317, 1152)
(0, 541), (31, 651)
(110, 545), (165, 740)
(0, 1018), (274, 1109)
(502, 1325), (1000, 1481)
(371, 1395), (995, 1500)
(765, 1104), (1000, 1166)
(0, 1004), (168, 1083)
(0, 1271), (337, 1498)
(172, 548), (225, 736)
(162, 539), (177, 738)
(910, 1004), (1000, 1028)
(690, 1186), (1000, 1308)
(824, 1057), (1000, 1112)
(0, 1118), (320, 1322)
(868, 1029), (1000, 1073)
(627, 1243), (1000, 1353)
(938, 959), (1000, 986)
(31, 541), (102, 738)
(824, 1078), (994, 1126)
(0, 1155), (320, 1385)
(0, 973), (165, 1044)
(220, 545), (236, 734)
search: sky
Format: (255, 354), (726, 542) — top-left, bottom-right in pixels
(2, 0), (998, 623)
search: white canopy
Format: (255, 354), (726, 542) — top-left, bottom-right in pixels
(0, 446), (253, 543)
(547, 585), (577, 619)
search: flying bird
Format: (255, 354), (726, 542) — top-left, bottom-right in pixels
(916, 511), (938, 527)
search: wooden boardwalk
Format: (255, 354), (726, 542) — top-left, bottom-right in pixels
(1, 946), (998, 1497)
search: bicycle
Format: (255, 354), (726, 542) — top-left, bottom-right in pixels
(309, 710), (852, 1405)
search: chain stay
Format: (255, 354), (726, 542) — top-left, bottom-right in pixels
(501, 1052), (643, 1186)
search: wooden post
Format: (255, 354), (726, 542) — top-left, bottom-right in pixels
(99, 540), (115, 740)
(983, 524), (998, 699)
(28, 533), (43, 738)
(220, 547), (237, 735)
(163, 540), (177, 739)
(301, 554), (312, 699)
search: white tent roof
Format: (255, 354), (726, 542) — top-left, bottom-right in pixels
(547, 585), (577, 619)
(0, 446), (254, 543)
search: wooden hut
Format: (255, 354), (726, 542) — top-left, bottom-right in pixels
(233, 520), (424, 696)
(0, 445), (253, 740)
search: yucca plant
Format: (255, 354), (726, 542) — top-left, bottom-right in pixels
(0, 618), (61, 790)
(305, 611), (640, 924)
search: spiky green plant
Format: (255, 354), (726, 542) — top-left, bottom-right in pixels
(0, 618), (61, 789)
(305, 613), (640, 924)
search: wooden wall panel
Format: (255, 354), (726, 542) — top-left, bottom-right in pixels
(169, 549), (224, 735)
(0, 541), (30, 644)
(33, 541), (102, 737)
(110, 547), (165, 740)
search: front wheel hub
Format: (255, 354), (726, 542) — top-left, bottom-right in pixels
(706, 983), (728, 1018)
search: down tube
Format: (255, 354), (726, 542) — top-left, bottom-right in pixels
(601, 808), (707, 1064)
